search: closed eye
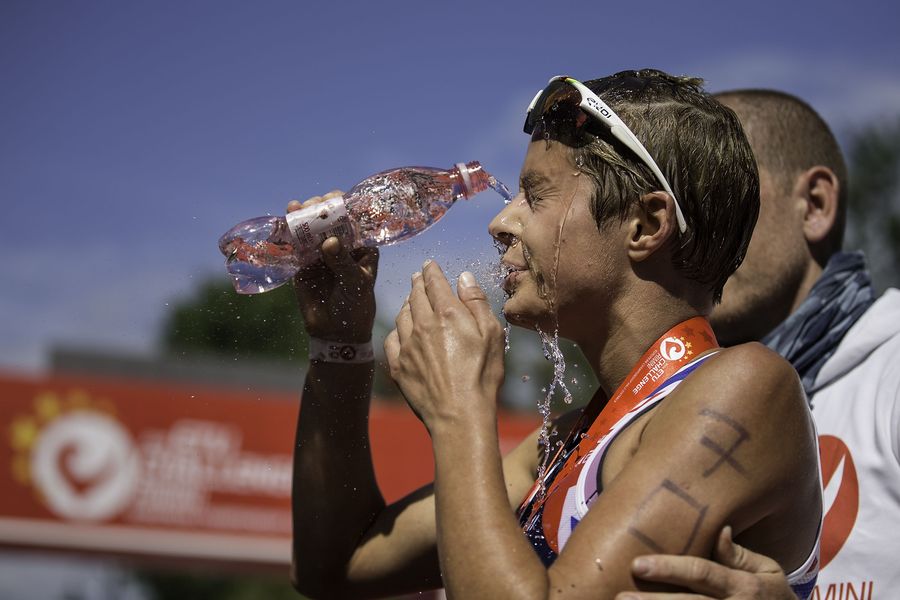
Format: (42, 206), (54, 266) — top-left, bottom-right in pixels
(519, 171), (551, 209)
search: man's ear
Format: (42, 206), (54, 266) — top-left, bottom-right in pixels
(797, 165), (839, 244)
(627, 191), (678, 262)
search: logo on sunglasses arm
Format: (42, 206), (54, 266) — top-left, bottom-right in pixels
(585, 97), (612, 120)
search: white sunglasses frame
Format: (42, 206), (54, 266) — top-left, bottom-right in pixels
(526, 76), (688, 234)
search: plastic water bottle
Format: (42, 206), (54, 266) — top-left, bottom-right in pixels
(218, 161), (511, 294)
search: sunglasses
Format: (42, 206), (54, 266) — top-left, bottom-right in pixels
(524, 76), (688, 234)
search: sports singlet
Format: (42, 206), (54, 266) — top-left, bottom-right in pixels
(515, 317), (821, 599)
(518, 350), (719, 563)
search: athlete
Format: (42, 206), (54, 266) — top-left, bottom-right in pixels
(290, 70), (822, 599)
(619, 91), (900, 600)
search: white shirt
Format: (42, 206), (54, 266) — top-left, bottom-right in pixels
(808, 289), (900, 599)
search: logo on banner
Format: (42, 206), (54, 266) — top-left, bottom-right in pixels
(7, 387), (294, 535)
(9, 390), (140, 521)
(818, 434), (859, 569)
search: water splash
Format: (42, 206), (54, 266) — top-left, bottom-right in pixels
(538, 326), (573, 406)
(533, 325), (573, 488)
(487, 174), (513, 205)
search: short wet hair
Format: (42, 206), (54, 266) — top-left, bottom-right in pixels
(533, 69), (760, 303)
(714, 89), (847, 260)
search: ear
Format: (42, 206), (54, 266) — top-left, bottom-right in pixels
(626, 191), (678, 262)
(797, 166), (839, 244)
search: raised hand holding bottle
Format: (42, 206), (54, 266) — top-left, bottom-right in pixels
(218, 161), (510, 294)
(288, 193), (378, 345)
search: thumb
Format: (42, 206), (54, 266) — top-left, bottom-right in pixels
(458, 271), (495, 333)
(714, 525), (782, 575)
(321, 237), (360, 284)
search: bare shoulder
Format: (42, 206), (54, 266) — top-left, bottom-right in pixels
(669, 342), (809, 427)
(633, 343), (819, 568)
(639, 342), (817, 502)
(645, 341), (817, 510)
(700, 342), (801, 392)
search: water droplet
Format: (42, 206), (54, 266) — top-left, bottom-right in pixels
(521, 375), (530, 382)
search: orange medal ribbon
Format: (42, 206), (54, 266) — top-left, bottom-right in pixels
(517, 316), (719, 542)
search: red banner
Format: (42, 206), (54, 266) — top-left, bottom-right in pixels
(0, 371), (539, 567)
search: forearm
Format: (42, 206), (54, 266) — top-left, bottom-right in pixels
(432, 415), (549, 599)
(292, 360), (384, 592)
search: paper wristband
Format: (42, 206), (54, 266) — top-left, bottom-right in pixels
(308, 337), (374, 363)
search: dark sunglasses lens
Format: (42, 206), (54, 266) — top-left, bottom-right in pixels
(524, 81), (582, 134)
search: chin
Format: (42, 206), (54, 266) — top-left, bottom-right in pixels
(502, 300), (555, 334)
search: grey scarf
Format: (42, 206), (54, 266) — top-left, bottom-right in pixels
(762, 251), (875, 399)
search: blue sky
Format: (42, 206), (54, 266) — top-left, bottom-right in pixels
(2, 0), (900, 373)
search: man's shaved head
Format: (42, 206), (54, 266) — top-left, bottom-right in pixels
(715, 89), (847, 259)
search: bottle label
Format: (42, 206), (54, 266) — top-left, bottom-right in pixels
(285, 196), (356, 263)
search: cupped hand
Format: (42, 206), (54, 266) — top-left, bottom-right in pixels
(384, 261), (505, 432)
(615, 526), (796, 600)
(289, 192), (378, 344)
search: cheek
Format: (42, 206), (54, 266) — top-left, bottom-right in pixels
(550, 238), (610, 299)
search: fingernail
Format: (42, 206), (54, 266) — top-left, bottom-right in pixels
(459, 271), (477, 287)
(423, 259), (432, 269)
(412, 271), (422, 280)
(632, 557), (652, 576)
(618, 595), (640, 600)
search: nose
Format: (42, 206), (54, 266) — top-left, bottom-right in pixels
(488, 194), (524, 248)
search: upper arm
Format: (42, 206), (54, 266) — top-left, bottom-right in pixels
(547, 344), (819, 597)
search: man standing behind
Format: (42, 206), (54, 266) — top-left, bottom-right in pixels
(618, 91), (900, 599)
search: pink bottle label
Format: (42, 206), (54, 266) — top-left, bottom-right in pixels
(285, 196), (356, 263)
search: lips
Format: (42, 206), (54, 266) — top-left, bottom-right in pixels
(501, 259), (528, 294)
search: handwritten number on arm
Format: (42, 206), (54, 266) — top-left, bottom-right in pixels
(698, 408), (750, 478)
(628, 479), (708, 554)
